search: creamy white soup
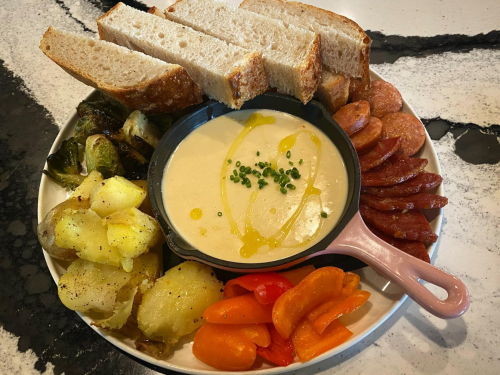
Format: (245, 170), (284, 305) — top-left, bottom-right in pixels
(162, 109), (348, 263)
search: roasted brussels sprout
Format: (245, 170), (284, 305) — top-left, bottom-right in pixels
(77, 100), (130, 122)
(74, 113), (124, 145)
(123, 111), (161, 159)
(115, 141), (149, 180)
(85, 134), (124, 178)
(43, 137), (85, 189)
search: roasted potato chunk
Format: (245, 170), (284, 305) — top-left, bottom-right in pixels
(55, 208), (122, 268)
(70, 170), (103, 200)
(58, 253), (158, 314)
(37, 198), (90, 261)
(90, 176), (146, 217)
(105, 207), (161, 259)
(137, 261), (223, 351)
(131, 180), (154, 216)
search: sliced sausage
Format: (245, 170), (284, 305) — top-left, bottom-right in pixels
(352, 80), (403, 118)
(360, 204), (438, 243)
(362, 172), (443, 197)
(381, 112), (426, 157)
(362, 158), (428, 186)
(360, 193), (448, 210)
(333, 100), (370, 136)
(359, 138), (401, 173)
(348, 78), (366, 101)
(350, 117), (383, 154)
(368, 225), (430, 263)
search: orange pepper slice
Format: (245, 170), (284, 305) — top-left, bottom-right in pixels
(193, 323), (260, 371)
(203, 294), (273, 324)
(312, 290), (371, 334)
(272, 267), (344, 339)
(279, 265), (316, 286)
(291, 318), (353, 362)
(342, 272), (361, 296)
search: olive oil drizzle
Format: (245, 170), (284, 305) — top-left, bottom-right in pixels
(220, 113), (325, 258)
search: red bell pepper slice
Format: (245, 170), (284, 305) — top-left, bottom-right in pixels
(256, 324), (295, 366)
(224, 272), (294, 304)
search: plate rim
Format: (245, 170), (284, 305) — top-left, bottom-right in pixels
(37, 68), (443, 374)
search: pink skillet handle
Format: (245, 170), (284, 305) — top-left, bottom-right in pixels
(317, 212), (470, 319)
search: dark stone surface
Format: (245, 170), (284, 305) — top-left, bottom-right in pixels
(368, 30), (500, 64)
(422, 118), (500, 164)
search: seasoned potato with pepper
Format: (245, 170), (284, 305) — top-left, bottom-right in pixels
(58, 253), (159, 313)
(55, 208), (123, 268)
(137, 261), (223, 351)
(90, 176), (146, 217)
(105, 207), (162, 259)
(37, 198), (90, 261)
(69, 170), (103, 200)
(131, 180), (154, 216)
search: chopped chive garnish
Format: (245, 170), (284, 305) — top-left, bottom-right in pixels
(228, 159), (232, 163)
(321, 212), (328, 218)
(246, 180), (251, 188)
(279, 168), (284, 175)
(286, 150), (291, 159)
(270, 170), (277, 177)
(236, 161), (241, 167)
(230, 175), (234, 180)
(273, 176), (280, 183)
(280, 187), (287, 194)
(286, 170), (290, 175)
(286, 183), (296, 189)
(245, 166), (252, 174)
(258, 162), (265, 169)
(239, 166), (245, 172)
(289, 161), (294, 166)
(234, 177), (240, 183)
(299, 159), (303, 165)
(233, 169), (238, 176)
(257, 151), (260, 156)
(218, 212), (222, 217)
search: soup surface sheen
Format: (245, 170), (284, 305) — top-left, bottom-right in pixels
(162, 109), (348, 263)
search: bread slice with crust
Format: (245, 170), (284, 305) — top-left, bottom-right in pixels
(240, 0), (371, 86)
(165, 0), (322, 104)
(97, 3), (268, 109)
(39, 26), (202, 114)
(315, 71), (350, 115)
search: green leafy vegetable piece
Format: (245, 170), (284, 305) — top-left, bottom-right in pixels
(85, 135), (124, 178)
(43, 137), (85, 189)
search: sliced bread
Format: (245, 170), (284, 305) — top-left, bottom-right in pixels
(147, 6), (165, 18)
(315, 71), (350, 115)
(97, 3), (268, 109)
(240, 0), (371, 85)
(165, 0), (322, 104)
(39, 27), (202, 114)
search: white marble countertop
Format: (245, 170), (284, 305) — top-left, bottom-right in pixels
(0, 0), (498, 374)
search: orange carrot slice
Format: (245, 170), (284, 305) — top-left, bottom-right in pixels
(312, 291), (371, 334)
(193, 323), (258, 370)
(203, 294), (273, 324)
(273, 267), (344, 339)
(342, 272), (361, 296)
(291, 319), (353, 362)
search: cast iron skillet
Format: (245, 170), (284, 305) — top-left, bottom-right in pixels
(148, 92), (470, 319)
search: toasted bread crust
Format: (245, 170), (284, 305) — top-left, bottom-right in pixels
(240, 0), (371, 85)
(315, 72), (350, 114)
(147, 6), (165, 18)
(40, 26), (203, 114)
(105, 67), (203, 114)
(226, 52), (268, 109)
(297, 33), (322, 103)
